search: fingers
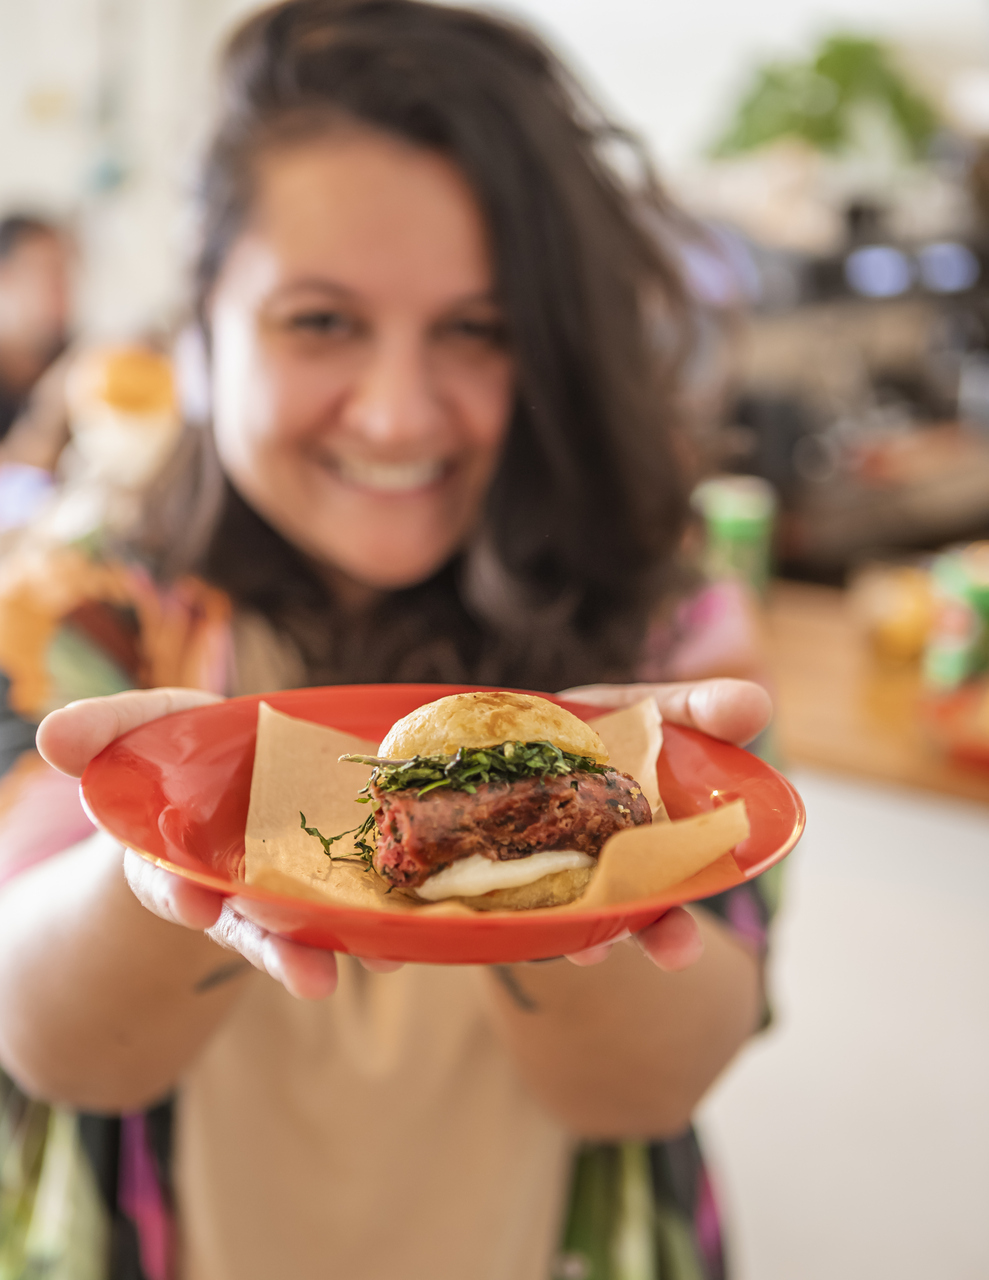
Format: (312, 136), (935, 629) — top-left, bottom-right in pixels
(635, 907), (704, 971)
(564, 910), (705, 972)
(656, 680), (772, 746)
(558, 683), (658, 708)
(358, 957), (405, 974)
(123, 851), (338, 999)
(208, 904), (339, 999)
(565, 928), (631, 967)
(559, 679), (772, 746)
(260, 935), (339, 1000)
(37, 688), (223, 777)
(123, 849), (224, 931)
(565, 942), (616, 966)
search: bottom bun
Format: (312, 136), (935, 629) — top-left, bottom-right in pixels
(422, 865), (595, 912)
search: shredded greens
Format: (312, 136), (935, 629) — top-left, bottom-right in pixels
(299, 811), (374, 867)
(300, 742), (609, 867)
(340, 740), (608, 798)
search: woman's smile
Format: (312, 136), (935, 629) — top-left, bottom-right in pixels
(321, 452), (450, 496)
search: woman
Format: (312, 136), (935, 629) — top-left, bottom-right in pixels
(0, 3), (775, 1278)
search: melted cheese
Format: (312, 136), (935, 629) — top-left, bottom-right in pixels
(416, 849), (594, 901)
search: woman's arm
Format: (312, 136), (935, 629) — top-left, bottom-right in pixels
(486, 911), (761, 1139)
(484, 678), (772, 1139)
(0, 830), (246, 1111)
(0, 689), (339, 1112)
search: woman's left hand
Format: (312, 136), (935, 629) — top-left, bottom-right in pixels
(555, 677), (772, 972)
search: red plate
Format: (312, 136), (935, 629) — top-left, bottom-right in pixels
(81, 684), (805, 964)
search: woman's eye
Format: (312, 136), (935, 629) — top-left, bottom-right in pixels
(287, 310), (352, 335)
(442, 317), (509, 347)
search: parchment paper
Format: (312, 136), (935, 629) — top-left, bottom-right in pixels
(244, 698), (747, 913)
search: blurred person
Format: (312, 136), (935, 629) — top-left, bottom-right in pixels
(0, 4), (777, 1279)
(0, 214), (72, 443)
(0, 215), (74, 532)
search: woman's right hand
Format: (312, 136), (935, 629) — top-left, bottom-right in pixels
(35, 689), (368, 1000)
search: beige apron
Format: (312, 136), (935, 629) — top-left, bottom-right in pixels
(175, 612), (572, 1278)
(175, 958), (571, 1279)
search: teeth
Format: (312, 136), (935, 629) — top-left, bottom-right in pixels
(336, 458), (444, 492)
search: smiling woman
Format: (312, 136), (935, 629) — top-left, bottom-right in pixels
(135, 0), (694, 690)
(0, 4), (776, 1280)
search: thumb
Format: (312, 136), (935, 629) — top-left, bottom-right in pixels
(37, 688), (223, 777)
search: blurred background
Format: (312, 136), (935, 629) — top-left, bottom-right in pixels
(9, 0), (989, 573)
(1, 1), (988, 1277)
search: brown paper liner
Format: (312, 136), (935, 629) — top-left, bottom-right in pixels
(244, 698), (747, 915)
(573, 800), (749, 909)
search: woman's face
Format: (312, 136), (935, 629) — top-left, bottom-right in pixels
(209, 130), (515, 595)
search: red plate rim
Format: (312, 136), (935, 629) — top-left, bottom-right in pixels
(81, 683), (806, 961)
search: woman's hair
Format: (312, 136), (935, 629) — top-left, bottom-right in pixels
(142, 0), (697, 690)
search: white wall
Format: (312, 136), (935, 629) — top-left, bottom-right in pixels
(1, 0), (987, 332)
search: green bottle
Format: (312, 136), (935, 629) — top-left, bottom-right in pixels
(691, 475), (777, 597)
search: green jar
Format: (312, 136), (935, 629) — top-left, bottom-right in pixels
(691, 475), (777, 596)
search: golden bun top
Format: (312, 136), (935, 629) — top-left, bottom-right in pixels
(378, 691), (609, 764)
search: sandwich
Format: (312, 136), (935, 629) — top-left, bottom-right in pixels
(336, 691), (653, 910)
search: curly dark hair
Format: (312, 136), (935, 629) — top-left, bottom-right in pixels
(140, 0), (696, 690)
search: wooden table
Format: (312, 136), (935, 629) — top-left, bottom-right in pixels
(764, 580), (989, 804)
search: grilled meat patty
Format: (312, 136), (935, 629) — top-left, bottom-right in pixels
(371, 769), (652, 889)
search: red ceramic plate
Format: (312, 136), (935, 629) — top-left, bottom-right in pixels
(81, 684), (805, 964)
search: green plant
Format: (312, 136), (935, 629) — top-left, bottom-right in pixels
(713, 35), (940, 160)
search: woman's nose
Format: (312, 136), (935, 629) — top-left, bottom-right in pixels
(342, 330), (442, 448)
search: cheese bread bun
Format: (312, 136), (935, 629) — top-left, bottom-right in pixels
(378, 690), (609, 763)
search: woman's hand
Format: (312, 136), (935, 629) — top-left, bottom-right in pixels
(559, 677), (772, 750)
(555, 678), (773, 972)
(36, 689), (361, 1001)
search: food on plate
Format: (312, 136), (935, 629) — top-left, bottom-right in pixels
(328, 691), (654, 910)
(245, 694), (756, 923)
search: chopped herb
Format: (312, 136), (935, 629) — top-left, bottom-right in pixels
(339, 740), (608, 799)
(352, 812), (377, 863)
(299, 811), (374, 868)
